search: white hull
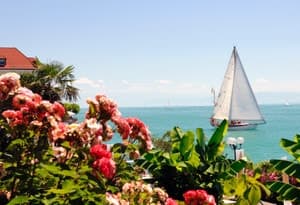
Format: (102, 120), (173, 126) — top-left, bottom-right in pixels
(210, 119), (257, 130)
(227, 123), (257, 130)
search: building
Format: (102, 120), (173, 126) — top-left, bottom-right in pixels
(0, 47), (37, 74)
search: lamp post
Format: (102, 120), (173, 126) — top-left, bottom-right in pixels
(226, 137), (244, 160)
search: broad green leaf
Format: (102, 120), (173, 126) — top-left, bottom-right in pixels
(270, 159), (300, 178)
(208, 119), (227, 147)
(195, 128), (205, 149)
(267, 181), (300, 202)
(227, 160), (247, 177)
(61, 169), (79, 178)
(246, 185), (261, 205)
(295, 134), (300, 143)
(207, 120), (227, 160)
(186, 150), (200, 168)
(280, 138), (300, 160)
(180, 131), (194, 159)
(8, 196), (30, 205)
(62, 179), (77, 190)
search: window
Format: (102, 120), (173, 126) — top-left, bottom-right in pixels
(0, 58), (6, 67)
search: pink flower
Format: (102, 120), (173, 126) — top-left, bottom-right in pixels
(12, 94), (33, 109)
(126, 117), (153, 150)
(93, 158), (116, 179)
(165, 198), (178, 205)
(52, 102), (65, 120)
(2, 110), (23, 126)
(90, 144), (111, 159)
(51, 122), (67, 141)
(85, 94), (120, 121)
(0, 72), (20, 100)
(112, 116), (130, 140)
(183, 189), (215, 205)
(206, 195), (216, 205)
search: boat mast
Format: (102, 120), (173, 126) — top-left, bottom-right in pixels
(211, 88), (216, 106)
(228, 46), (237, 122)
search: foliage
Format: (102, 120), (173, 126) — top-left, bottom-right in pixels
(223, 160), (272, 205)
(0, 72), (154, 204)
(137, 120), (230, 203)
(105, 181), (176, 204)
(63, 102), (80, 114)
(20, 59), (79, 102)
(267, 134), (300, 203)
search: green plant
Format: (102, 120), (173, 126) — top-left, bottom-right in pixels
(0, 73), (153, 204)
(223, 160), (271, 205)
(63, 102), (80, 114)
(267, 134), (300, 203)
(137, 120), (231, 203)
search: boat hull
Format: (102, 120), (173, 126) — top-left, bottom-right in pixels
(210, 118), (258, 130)
(227, 123), (257, 130)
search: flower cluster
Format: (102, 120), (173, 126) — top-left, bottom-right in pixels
(0, 72), (20, 101)
(258, 171), (279, 183)
(1, 85), (66, 142)
(90, 144), (116, 179)
(105, 181), (177, 205)
(85, 94), (152, 151)
(183, 189), (216, 205)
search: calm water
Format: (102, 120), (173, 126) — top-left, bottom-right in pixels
(77, 104), (300, 163)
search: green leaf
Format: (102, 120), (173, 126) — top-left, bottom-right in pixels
(227, 160), (247, 176)
(62, 179), (76, 190)
(280, 138), (300, 160)
(8, 196), (30, 205)
(246, 185), (261, 205)
(180, 131), (194, 159)
(40, 163), (61, 175)
(48, 188), (76, 195)
(267, 181), (300, 202)
(270, 159), (300, 178)
(195, 128), (205, 151)
(61, 169), (79, 178)
(7, 139), (26, 151)
(208, 119), (227, 147)
(207, 120), (227, 160)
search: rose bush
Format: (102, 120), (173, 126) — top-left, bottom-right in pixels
(0, 72), (154, 204)
(0, 72), (216, 205)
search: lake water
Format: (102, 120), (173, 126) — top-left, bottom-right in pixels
(77, 104), (300, 163)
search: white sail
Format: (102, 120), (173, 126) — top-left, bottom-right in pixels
(212, 47), (265, 125)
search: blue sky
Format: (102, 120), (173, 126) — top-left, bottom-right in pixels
(2, 1), (300, 107)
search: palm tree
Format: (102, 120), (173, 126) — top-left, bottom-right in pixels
(21, 59), (80, 102)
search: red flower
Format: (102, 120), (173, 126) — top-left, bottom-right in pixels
(126, 117), (153, 150)
(195, 190), (208, 201)
(165, 198), (178, 205)
(90, 144), (111, 159)
(183, 190), (198, 204)
(183, 189), (215, 205)
(93, 158), (116, 179)
(52, 102), (65, 120)
(206, 195), (216, 205)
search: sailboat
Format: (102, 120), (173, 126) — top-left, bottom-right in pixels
(210, 47), (265, 130)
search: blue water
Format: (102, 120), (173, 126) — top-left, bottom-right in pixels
(77, 104), (300, 163)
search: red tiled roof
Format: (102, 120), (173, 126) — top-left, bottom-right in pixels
(0, 47), (37, 70)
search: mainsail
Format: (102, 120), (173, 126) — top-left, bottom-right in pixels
(211, 47), (265, 125)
